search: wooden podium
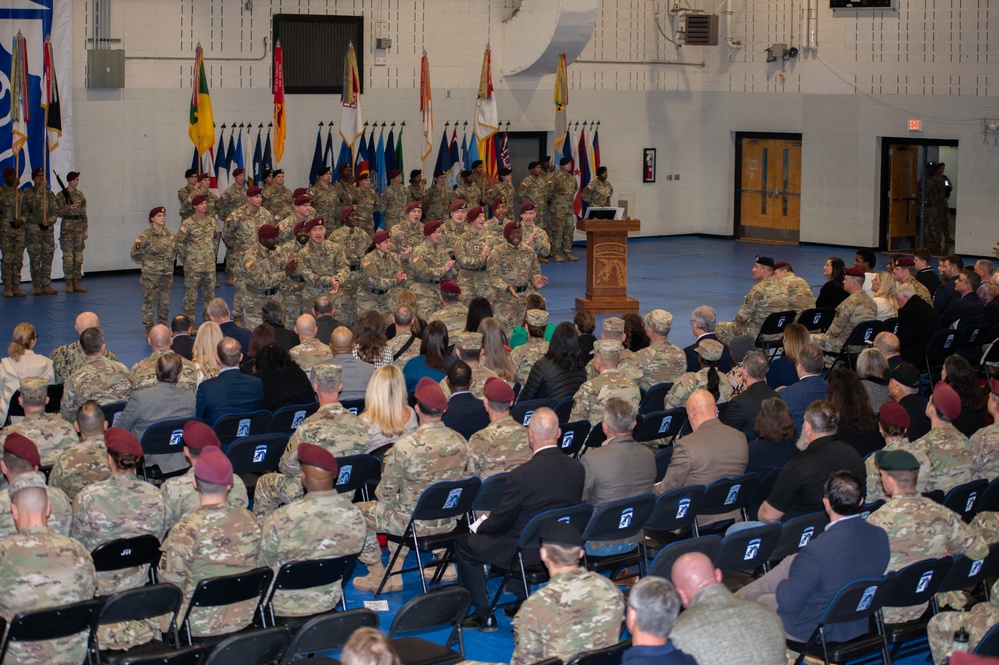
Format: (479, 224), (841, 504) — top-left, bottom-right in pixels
(574, 218), (641, 314)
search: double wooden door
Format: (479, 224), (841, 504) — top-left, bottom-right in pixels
(737, 136), (802, 243)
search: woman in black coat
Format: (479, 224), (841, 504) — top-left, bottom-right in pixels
(252, 344), (316, 410)
(519, 322), (588, 404)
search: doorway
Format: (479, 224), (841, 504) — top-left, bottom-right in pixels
(734, 132), (803, 243)
(506, 132), (548, 187)
(879, 138), (958, 254)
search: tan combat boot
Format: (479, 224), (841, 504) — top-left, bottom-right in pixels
(65, 280), (74, 293)
(12, 285), (25, 297)
(41, 285), (57, 295)
(3, 287), (11, 298)
(352, 560), (402, 592)
(33, 285), (41, 295)
(73, 280), (87, 293)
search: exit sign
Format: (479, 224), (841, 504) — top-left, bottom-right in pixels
(909, 119), (922, 131)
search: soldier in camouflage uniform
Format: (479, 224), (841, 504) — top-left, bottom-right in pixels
(549, 157), (578, 262)
(439, 335), (499, 400)
(775, 261), (817, 311)
(716, 256), (791, 347)
(0, 434), (74, 538)
(262, 169), (294, 222)
(51, 313), (121, 384)
(176, 194), (220, 323)
(275, 194), (315, 245)
(59, 328), (133, 422)
(928, 581), (999, 664)
(352, 377), (468, 592)
(160, 448), (261, 638)
(289, 314), (334, 372)
(393, 201), (426, 266)
(439, 199), (468, 256)
(581, 166), (614, 207)
(468, 377), (531, 479)
(253, 365), (369, 518)
(892, 257), (934, 305)
(423, 170), (455, 224)
(307, 167), (338, 232)
(511, 310), (550, 385)
(48, 400), (111, 501)
(187, 173), (220, 219)
(456, 170), (483, 208)
(329, 205), (373, 324)
(23, 167), (60, 294)
(3, 377), (79, 466)
(378, 169), (409, 230)
(216, 168), (247, 230)
(518, 202), (552, 263)
(177, 168), (198, 221)
(484, 195), (511, 243)
(297, 218), (351, 315)
(972, 380), (999, 479)
(488, 222), (549, 333)
(278, 220), (311, 324)
(453, 206), (494, 300)
(0, 482), (96, 665)
(131, 207), (176, 331)
(407, 170), (426, 206)
(864, 402), (932, 501)
(471, 161), (489, 205)
(812, 267), (878, 353)
(907, 382), (976, 493)
(624, 309), (686, 391)
(130, 326), (199, 392)
(432, 281), (469, 340)
(486, 169), (515, 216)
(584, 317), (639, 381)
(570, 340), (642, 425)
(664, 339), (733, 409)
(238, 224), (299, 330)
(0, 166), (27, 297)
(70, 428), (169, 651)
(160, 422), (249, 528)
(356, 230), (408, 323)
(327, 165), (354, 231)
(57, 171), (88, 292)
(260, 442), (365, 617)
(518, 161), (551, 235)
(510, 522), (624, 665)
(388, 305), (422, 368)
(410, 220), (459, 319)
(224, 186), (273, 322)
(866, 449), (988, 625)
(352, 163), (379, 237)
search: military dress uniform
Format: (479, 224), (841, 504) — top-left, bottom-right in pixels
(224, 204), (274, 321)
(160, 470), (250, 528)
(487, 240), (543, 332)
(131, 223), (176, 328)
(569, 367), (642, 426)
(23, 183), (60, 293)
(582, 179), (613, 207)
(357, 247), (406, 322)
(58, 187), (88, 289)
(423, 183), (455, 223)
(0, 472), (74, 538)
(59, 357), (134, 422)
(378, 182), (409, 230)
(812, 291), (878, 353)
(907, 423), (976, 493)
(1, 411), (80, 466)
(716, 275), (790, 346)
(549, 170), (577, 259)
(0, 182), (27, 296)
(410, 238), (458, 319)
(262, 184), (294, 221)
(176, 213), (220, 322)
(328, 224), (372, 322)
(353, 187), (379, 237)
(130, 351), (198, 393)
(47, 438), (111, 501)
(466, 415), (531, 479)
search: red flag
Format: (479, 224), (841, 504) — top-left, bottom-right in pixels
(273, 40), (286, 163)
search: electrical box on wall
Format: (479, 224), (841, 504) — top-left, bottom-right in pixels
(86, 50), (124, 88)
(830, 0), (895, 9)
(684, 15), (719, 46)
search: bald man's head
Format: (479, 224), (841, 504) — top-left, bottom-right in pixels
(330, 327), (354, 354)
(527, 407), (560, 449)
(671, 552), (723, 608)
(11, 486), (49, 531)
(874, 331), (900, 356)
(75, 312), (99, 334)
(296, 314), (318, 339)
(686, 389), (718, 428)
(148, 324), (172, 351)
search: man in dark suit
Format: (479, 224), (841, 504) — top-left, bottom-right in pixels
(940, 269), (985, 329)
(312, 296), (347, 347)
(195, 337), (263, 426)
(739, 470), (889, 642)
(455, 407), (585, 631)
(886, 363), (931, 441)
(933, 254), (963, 315)
(441, 360), (490, 440)
(170, 315), (195, 361)
(913, 248), (941, 297)
(683, 306), (733, 373)
(720, 350), (777, 436)
(777, 344), (828, 437)
(207, 297), (251, 354)
(896, 282), (941, 366)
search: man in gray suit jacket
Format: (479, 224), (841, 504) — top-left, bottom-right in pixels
(319, 326), (375, 402)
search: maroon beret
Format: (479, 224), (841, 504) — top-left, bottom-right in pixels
(467, 207), (483, 224)
(197, 173), (211, 182)
(3, 433), (39, 467)
(341, 205), (357, 221)
(294, 195), (312, 207)
(491, 196), (506, 212)
(932, 382), (962, 420)
(293, 188), (308, 198)
(246, 186), (263, 197)
(258, 224), (280, 240)
(519, 201), (535, 215)
(503, 221), (521, 239)
(149, 206), (166, 219)
(878, 402), (910, 429)
(483, 377), (515, 403)
(293, 220), (308, 235)
(990, 378), (999, 396)
(194, 447), (233, 486)
(373, 230), (391, 245)
(440, 279), (461, 294)
(338, 164), (352, 175)
(449, 199), (467, 214)
(183, 421), (221, 450)
(31, 167), (43, 178)
(105, 428), (143, 457)
(3, 167), (16, 179)
(304, 218), (324, 231)
(415, 377), (448, 411)
(895, 257), (916, 267)
(423, 220), (441, 237)
(775, 261), (790, 270)
(191, 194), (209, 206)
(298, 442), (339, 474)
(405, 201), (422, 214)
(844, 267), (866, 278)
(390, 169), (403, 180)
(232, 168), (245, 177)
(67, 171), (80, 181)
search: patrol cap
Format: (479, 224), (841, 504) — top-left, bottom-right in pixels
(390, 169), (403, 180)
(491, 196), (506, 212)
(3, 167), (15, 179)
(440, 280), (461, 295)
(194, 446), (233, 486)
(884, 362), (920, 389)
(246, 186), (263, 197)
(503, 221), (520, 239)
(593, 340), (624, 356)
(232, 167), (246, 177)
(483, 377), (515, 403)
(754, 255), (775, 268)
(644, 310), (673, 334)
(149, 206), (166, 219)
(931, 381), (962, 420)
(875, 449), (920, 471)
(775, 260), (791, 270)
(844, 267), (866, 278)
(373, 230), (391, 245)
(317, 166), (331, 177)
(18, 376), (48, 402)
(434, 169), (446, 178)
(415, 377), (448, 411)
(105, 428), (143, 457)
(197, 173), (211, 182)
(257, 224), (280, 240)
(602, 317), (625, 334)
(8, 471), (47, 495)
(304, 218), (324, 231)
(449, 200), (467, 214)
(185, 168), (198, 178)
(311, 363), (343, 384)
(405, 201), (422, 214)
(540, 521), (583, 548)
(895, 257), (916, 267)
(878, 402), (910, 429)
(499, 168), (512, 177)
(3, 433), (39, 468)
(67, 171), (80, 180)
(298, 442), (338, 474)
(457, 332), (483, 351)
(696, 338), (724, 362)
(519, 201), (535, 215)
(191, 194), (208, 206)
(424, 220), (442, 237)
(341, 204), (357, 221)
(183, 420), (221, 450)
(468, 207), (483, 224)
(526, 309), (549, 327)
(294, 194), (312, 206)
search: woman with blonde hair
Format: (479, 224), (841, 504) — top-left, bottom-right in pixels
(478, 317), (517, 384)
(871, 271), (899, 320)
(767, 322), (810, 389)
(0, 323), (55, 419)
(192, 321), (224, 384)
(361, 364), (418, 455)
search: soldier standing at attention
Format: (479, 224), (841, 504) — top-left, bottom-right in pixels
(410, 220), (458, 319)
(217, 167), (247, 285)
(471, 160), (489, 204)
(176, 194), (219, 323)
(518, 161), (550, 236)
(378, 169), (409, 230)
(239, 224), (299, 330)
(582, 166), (614, 207)
(307, 166), (338, 230)
(550, 157), (578, 262)
(423, 169), (454, 223)
(454, 206), (493, 300)
(357, 230), (407, 323)
(1, 166), (28, 297)
(177, 168), (198, 221)
(223, 186), (271, 324)
(456, 170), (483, 208)
(488, 221), (549, 332)
(353, 162), (378, 237)
(186, 173), (219, 221)
(329, 205), (373, 323)
(330, 164), (355, 229)
(23, 166), (59, 295)
(263, 169), (294, 222)
(131, 206), (176, 333)
(59, 171), (88, 292)
(407, 169), (426, 205)
(487, 168), (515, 217)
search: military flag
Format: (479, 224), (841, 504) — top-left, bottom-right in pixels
(340, 43), (364, 151)
(420, 49), (434, 162)
(273, 40), (286, 163)
(42, 38), (62, 152)
(309, 125), (324, 185)
(188, 45), (215, 157)
(10, 32), (29, 156)
(473, 47), (498, 143)
(553, 51), (568, 156)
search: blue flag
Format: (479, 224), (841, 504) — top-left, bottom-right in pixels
(336, 140), (351, 183)
(376, 131), (387, 195)
(434, 129), (451, 176)
(233, 130), (244, 170)
(385, 128), (396, 173)
(252, 130), (263, 185)
(356, 131), (369, 171)
(309, 127), (324, 185)
(468, 135), (480, 171)
(460, 133), (468, 172)
(263, 129), (272, 172)
(324, 128), (334, 169)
